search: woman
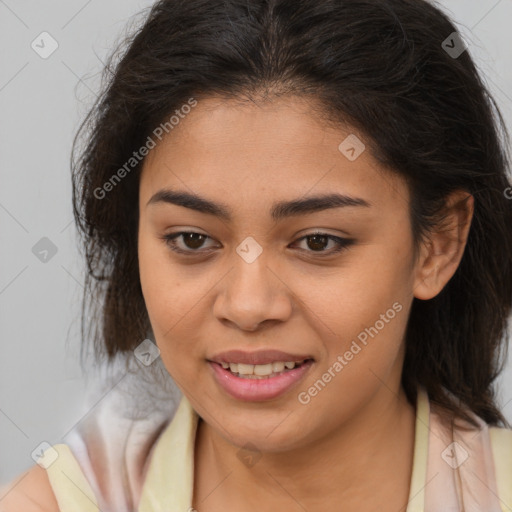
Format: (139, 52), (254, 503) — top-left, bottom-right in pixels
(2, 0), (512, 510)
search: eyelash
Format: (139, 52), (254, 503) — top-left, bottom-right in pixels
(161, 231), (354, 257)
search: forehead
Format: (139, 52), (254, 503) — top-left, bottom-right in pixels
(139, 96), (408, 215)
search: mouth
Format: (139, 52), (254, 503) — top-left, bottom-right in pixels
(215, 359), (313, 379)
(207, 351), (315, 401)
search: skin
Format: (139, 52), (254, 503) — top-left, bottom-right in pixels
(137, 95), (473, 512)
(0, 465), (59, 511)
(0, 95), (472, 512)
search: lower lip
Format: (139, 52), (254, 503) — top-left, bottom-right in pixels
(209, 360), (314, 401)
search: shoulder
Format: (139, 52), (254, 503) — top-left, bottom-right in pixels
(2, 442), (101, 512)
(489, 424), (512, 457)
(0, 464), (60, 512)
(489, 424), (512, 439)
(489, 424), (512, 456)
(489, 425), (512, 505)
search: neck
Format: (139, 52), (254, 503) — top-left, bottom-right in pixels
(193, 386), (417, 512)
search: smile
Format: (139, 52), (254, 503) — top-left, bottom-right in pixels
(208, 358), (314, 401)
(220, 360), (309, 378)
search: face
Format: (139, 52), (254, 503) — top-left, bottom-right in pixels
(138, 95), (418, 452)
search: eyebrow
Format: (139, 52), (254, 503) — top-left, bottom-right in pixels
(147, 188), (371, 222)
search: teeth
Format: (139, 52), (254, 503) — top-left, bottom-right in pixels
(220, 360), (307, 377)
(254, 363), (273, 376)
(272, 361), (285, 373)
(237, 363), (254, 375)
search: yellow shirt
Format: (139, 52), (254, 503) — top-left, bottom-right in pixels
(40, 388), (512, 511)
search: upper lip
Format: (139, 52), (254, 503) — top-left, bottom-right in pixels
(208, 349), (314, 365)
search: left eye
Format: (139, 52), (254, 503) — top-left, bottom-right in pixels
(162, 231), (353, 256)
(294, 233), (353, 254)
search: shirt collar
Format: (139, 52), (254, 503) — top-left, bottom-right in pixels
(138, 387), (430, 512)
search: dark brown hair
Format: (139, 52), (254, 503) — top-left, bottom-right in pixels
(71, 0), (512, 427)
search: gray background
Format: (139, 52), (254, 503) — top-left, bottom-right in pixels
(1, 0), (511, 485)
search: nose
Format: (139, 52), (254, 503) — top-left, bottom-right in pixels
(212, 255), (293, 332)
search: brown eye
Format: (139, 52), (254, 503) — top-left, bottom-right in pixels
(305, 234), (330, 251)
(181, 232), (208, 249)
(162, 232), (216, 254)
(161, 231), (354, 257)
(294, 233), (354, 255)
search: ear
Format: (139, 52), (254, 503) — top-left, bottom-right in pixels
(413, 190), (474, 300)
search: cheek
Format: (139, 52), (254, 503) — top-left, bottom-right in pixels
(137, 228), (213, 376)
(294, 286), (409, 440)
(138, 230), (171, 319)
(302, 244), (411, 340)
(295, 238), (412, 398)
(138, 229), (186, 343)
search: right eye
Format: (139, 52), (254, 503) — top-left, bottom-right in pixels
(161, 231), (219, 254)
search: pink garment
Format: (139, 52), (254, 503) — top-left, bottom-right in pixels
(64, 359), (181, 512)
(424, 399), (502, 511)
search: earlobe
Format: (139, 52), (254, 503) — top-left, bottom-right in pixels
(413, 191), (474, 301)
